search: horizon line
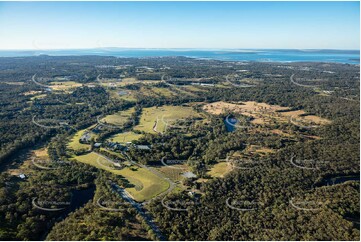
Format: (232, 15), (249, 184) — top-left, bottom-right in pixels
(0, 47), (359, 52)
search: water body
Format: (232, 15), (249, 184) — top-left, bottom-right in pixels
(0, 49), (359, 64)
(224, 117), (238, 132)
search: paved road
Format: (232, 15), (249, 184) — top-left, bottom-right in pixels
(96, 151), (177, 239)
(96, 147), (179, 240)
(111, 183), (166, 240)
(31, 74), (51, 88)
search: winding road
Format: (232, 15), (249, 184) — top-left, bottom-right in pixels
(96, 150), (176, 240)
(31, 74), (51, 88)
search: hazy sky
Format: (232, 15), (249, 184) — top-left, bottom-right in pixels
(0, 1), (359, 50)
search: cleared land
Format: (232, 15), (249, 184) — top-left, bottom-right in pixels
(73, 152), (169, 201)
(8, 147), (49, 176)
(68, 126), (96, 151)
(134, 105), (202, 134)
(150, 87), (176, 97)
(109, 89), (137, 102)
(203, 101), (331, 127)
(157, 164), (189, 182)
(49, 81), (82, 91)
(30, 94), (47, 100)
(207, 162), (230, 178)
(100, 107), (135, 126)
(108, 131), (142, 143)
(117, 77), (161, 87)
(182, 85), (207, 92)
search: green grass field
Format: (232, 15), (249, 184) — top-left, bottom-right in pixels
(73, 152), (169, 201)
(99, 148), (126, 160)
(134, 105), (202, 134)
(108, 131), (142, 143)
(109, 90), (137, 102)
(182, 85), (208, 92)
(68, 127), (96, 151)
(207, 162), (230, 178)
(30, 94), (47, 100)
(116, 78), (161, 87)
(49, 81), (82, 91)
(171, 86), (199, 97)
(150, 87), (175, 97)
(157, 165), (188, 182)
(100, 107), (135, 126)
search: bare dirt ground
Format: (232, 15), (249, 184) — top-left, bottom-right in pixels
(202, 101), (331, 126)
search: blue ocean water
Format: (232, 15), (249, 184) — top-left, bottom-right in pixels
(0, 49), (359, 64)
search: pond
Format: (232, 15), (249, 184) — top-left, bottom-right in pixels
(224, 117), (238, 132)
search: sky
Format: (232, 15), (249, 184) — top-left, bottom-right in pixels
(0, 1), (359, 50)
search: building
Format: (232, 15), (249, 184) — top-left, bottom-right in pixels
(80, 131), (91, 143)
(135, 145), (151, 150)
(182, 171), (197, 178)
(19, 174), (26, 179)
(106, 142), (127, 151)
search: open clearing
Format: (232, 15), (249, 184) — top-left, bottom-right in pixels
(117, 77), (161, 87)
(109, 89), (137, 102)
(150, 87), (176, 97)
(207, 162), (230, 178)
(73, 152), (169, 201)
(108, 131), (142, 143)
(203, 101), (331, 127)
(49, 81), (82, 91)
(8, 147), (49, 176)
(30, 94), (47, 100)
(182, 85), (208, 92)
(157, 164), (189, 182)
(100, 107), (135, 126)
(68, 125), (96, 151)
(23, 90), (43, 96)
(134, 105), (202, 133)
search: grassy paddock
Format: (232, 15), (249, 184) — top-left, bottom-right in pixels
(207, 162), (230, 178)
(108, 131), (143, 143)
(134, 105), (202, 134)
(67, 127), (95, 151)
(73, 152), (169, 201)
(100, 107), (135, 126)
